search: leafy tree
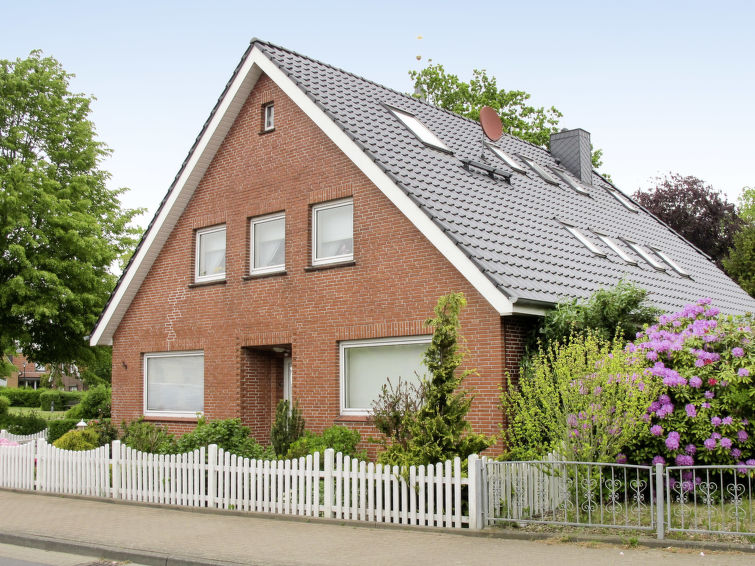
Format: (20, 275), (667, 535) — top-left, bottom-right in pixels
(723, 225), (755, 298)
(633, 174), (742, 268)
(0, 51), (142, 365)
(377, 293), (494, 467)
(738, 186), (755, 222)
(409, 64), (604, 169)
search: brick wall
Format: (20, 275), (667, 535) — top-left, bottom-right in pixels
(110, 73), (536, 455)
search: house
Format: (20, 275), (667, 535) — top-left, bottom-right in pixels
(90, 40), (755, 449)
(4, 352), (84, 391)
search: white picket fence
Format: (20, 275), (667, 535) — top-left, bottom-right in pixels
(0, 438), (484, 530)
(0, 428), (48, 443)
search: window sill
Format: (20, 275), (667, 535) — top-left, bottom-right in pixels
(188, 279), (227, 289)
(305, 260), (356, 272)
(243, 270), (287, 281)
(335, 414), (371, 423)
(259, 128), (275, 135)
(142, 415), (201, 423)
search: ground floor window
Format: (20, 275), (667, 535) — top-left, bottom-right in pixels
(340, 336), (429, 416)
(144, 351), (204, 417)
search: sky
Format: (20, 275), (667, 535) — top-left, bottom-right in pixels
(3, 1), (754, 228)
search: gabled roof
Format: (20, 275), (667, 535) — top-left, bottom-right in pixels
(91, 40), (755, 345)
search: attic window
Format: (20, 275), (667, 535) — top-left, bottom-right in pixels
(594, 232), (637, 265)
(486, 144), (526, 173)
(262, 103), (274, 132)
(609, 189), (638, 212)
(653, 248), (690, 277)
(520, 156), (559, 185)
(550, 166), (590, 195)
(389, 107), (449, 151)
(563, 224), (605, 256)
(624, 240), (666, 271)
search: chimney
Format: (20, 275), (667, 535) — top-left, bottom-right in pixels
(550, 128), (592, 186)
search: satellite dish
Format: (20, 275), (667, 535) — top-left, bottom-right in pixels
(479, 106), (502, 141)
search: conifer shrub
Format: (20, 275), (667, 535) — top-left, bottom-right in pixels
(270, 399), (305, 457)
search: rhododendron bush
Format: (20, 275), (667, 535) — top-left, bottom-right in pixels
(622, 299), (755, 468)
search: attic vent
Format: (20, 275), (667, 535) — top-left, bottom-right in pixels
(388, 107), (450, 152)
(486, 144), (526, 173)
(653, 248), (690, 277)
(549, 166), (589, 195)
(562, 223), (605, 256)
(624, 240), (666, 271)
(594, 232), (637, 264)
(520, 156), (559, 185)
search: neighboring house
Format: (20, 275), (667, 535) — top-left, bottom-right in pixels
(90, 40), (755, 449)
(4, 352), (84, 391)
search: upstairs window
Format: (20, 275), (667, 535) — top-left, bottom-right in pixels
(609, 189), (639, 212)
(550, 166), (590, 195)
(594, 233), (637, 265)
(251, 213), (285, 274)
(520, 156), (559, 185)
(487, 144), (526, 173)
(312, 198), (353, 266)
(389, 107), (449, 151)
(624, 240), (666, 271)
(653, 248), (690, 277)
(195, 225), (226, 282)
(563, 224), (605, 256)
(263, 103), (274, 132)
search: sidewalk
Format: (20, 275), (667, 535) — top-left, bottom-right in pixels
(0, 489), (752, 566)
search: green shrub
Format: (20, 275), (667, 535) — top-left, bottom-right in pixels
(121, 419), (176, 453)
(0, 411), (47, 435)
(0, 395), (9, 416)
(39, 390), (63, 411)
(65, 385), (110, 419)
(270, 400), (305, 457)
(286, 425), (365, 460)
(47, 419), (79, 443)
(176, 418), (273, 459)
(87, 419), (118, 446)
(53, 428), (99, 451)
(0, 388), (43, 407)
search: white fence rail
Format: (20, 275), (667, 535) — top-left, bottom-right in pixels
(0, 438), (480, 530)
(0, 429), (48, 444)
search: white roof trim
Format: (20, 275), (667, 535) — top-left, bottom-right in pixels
(91, 46), (517, 345)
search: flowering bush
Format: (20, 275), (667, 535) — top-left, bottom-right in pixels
(623, 299), (755, 468)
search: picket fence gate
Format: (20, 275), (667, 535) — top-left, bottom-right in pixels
(0, 437), (485, 530)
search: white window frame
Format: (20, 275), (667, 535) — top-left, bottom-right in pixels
(550, 166), (590, 195)
(143, 350), (204, 418)
(312, 198), (353, 266)
(263, 103), (274, 131)
(563, 224), (605, 256)
(340, 335), (430, 416)
(594, 232), (637, 265)
(250, 213), (285, 275)
(195, 225), (226, 283)
(624, 240), (666, 271)
(388, 107), (450, 151)
(520, 156), (560, 185)
(486, 143), (526, 173)
(652, 248), (690, 277)
(608, 189), (639, 212)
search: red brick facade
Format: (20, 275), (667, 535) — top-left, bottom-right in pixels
(110, 74), (538, 452)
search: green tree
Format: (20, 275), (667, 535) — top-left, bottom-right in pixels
(723, 225), (755, 298)
(409, 64), (604, 169)
(378, 293), (494, 467)
(0, 51), (142, 365)
(738, 186), (755, 222)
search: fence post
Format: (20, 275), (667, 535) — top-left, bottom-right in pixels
(111, 440), (121, 500)
(207, 444), (218, 509)
(468, 454), (483, 530)
(324, 448), (334, 519)
(655, 462), (664, 540)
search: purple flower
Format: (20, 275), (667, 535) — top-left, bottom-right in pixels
(722, 416), (733, 425)
(646, 351), (658, 361)
(743, 419), (750, 426)
(738, 368), (750, 377)
(738, 430), (749, 442)
(689, 376), (703, 388)
(659, 394), (671, 405)
(704, 390), (715, 399)
(665, 434), (680, 451)
(652, 455), (666, 466)
(732, 347), (745, 358)
(685, 444), (697, 455)
(616, 454), (628, 464)
(699, 298), (712, 305)
(711, 416), (722, 427)
(720, 437), (733, 449)
(712, 432), (722, 440)
(746, 459), (755, 467)
(695, 359), (705, 368)
(702, 402), (711, 409)
(704, 438), (717, 450)
(685, 404), (697, 418)
(566, 414), (578, 428)
(732, 448), (742, 458)
(675, 454), (694, 466)
(650, 425), (663, 436)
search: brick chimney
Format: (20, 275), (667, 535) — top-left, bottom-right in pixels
(550, 128), (592, 186)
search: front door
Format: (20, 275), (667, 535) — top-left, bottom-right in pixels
(282, 356), (292, 405)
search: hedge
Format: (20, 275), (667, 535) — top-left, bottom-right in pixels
(0, 388), (43, 407)
(47, 419), (80, 443)
(0, 412), (47, 435)
(39, 390), (83, 411)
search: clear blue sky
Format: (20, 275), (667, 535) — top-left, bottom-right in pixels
(3, 1), (753, 227)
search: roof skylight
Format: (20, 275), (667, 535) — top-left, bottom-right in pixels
(595, 233), (637, 264)
(550, 166), (590, 195)
(520, 156), (559, 185)
(609, 189), (639, 212)
(563, 224), (605, 256)
(653, 248), (690, 277)
(389, 107), (449, 151)
(624, 241), (666, 270)
(487, 144), (526, 173)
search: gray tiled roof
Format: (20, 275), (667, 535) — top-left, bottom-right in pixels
(256, 40), (755, 315)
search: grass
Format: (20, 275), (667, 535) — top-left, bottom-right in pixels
(7, 406), (68, 420)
